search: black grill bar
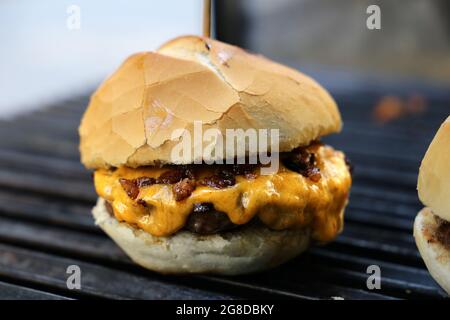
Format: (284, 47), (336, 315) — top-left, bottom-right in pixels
(0, 242), (232, 300)
(0, 91), (448, 299)
(0, 281), (70, 300)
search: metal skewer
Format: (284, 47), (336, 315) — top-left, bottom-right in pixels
(203, 0), (211, 38)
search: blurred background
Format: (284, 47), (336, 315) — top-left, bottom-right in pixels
(1, 0), (449, 118)
(0, 0), (449, 300)
(219, 0), (450, 85)
(0, 0), (203, 117)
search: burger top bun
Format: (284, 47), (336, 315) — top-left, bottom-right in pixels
(418, 116), (450, 221)
(79, 35), (342, 169)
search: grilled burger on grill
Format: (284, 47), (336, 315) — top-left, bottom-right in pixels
(414, 116), (450, 295)
(79, 35), (352, 275)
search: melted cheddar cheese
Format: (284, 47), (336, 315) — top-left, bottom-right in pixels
(94, 144), (352, 242)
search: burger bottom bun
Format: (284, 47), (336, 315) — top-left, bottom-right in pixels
(92, 198), (311, 275)
(414, 207), (450, 295)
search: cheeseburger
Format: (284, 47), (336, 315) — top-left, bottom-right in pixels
(79, 36), (352, 275)
(414, 116), (450, 295)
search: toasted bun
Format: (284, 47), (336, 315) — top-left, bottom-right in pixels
(414, 207), (450, 295)
(79, 35), (341, 169)
(92, 198), (310, 275)
(418, 116), (450, 221)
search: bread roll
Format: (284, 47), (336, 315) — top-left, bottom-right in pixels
(416, 116), (450, 296)
(414, 207), (450, 295)
(418, 116), (450, 222)
(79, 35), (341, 169)
(92, 198), (311, 275)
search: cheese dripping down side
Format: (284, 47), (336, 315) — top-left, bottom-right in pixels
(94, 144), (352, 242)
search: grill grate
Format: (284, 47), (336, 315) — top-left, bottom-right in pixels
(0, 90), (448, 300)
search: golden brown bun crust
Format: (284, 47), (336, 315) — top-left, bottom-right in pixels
(414, 207), (450, 295)
(418, 116), (450, 221)
(92, 198), (310, 275)
(79, 35), (342, 169)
